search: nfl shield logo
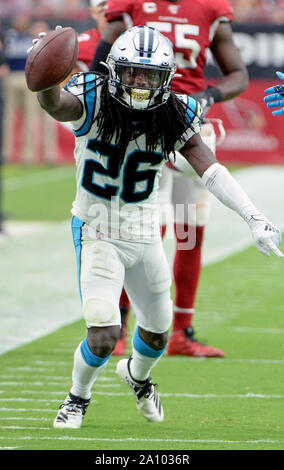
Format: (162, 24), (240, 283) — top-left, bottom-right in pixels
(168, 4), (180, 14)
(143, 2), (157, 13)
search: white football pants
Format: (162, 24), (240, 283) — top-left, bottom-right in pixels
(76, 223), (173, 334)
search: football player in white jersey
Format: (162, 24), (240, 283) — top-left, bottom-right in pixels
(91, 0), (249, 358)
(32, 26), (282, 428)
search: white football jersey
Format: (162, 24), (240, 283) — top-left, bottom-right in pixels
(65, 73), (201, 243)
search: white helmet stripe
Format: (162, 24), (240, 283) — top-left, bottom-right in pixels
(139, 25), (154, 58)
(147, 27), (154, 58)
(138, 26), (145, 56)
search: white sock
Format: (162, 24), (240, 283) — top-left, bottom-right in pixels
(129, 348), (164, 382)
(70, 343), (108, 399)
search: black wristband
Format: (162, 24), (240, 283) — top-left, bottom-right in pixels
(90, 40), (112, 74)
(207, 86), (223, 103)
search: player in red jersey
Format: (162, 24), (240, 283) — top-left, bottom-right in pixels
(91, 0), (249, 358)
(61, 0), (106, 80)
(74, 0), (107, 72)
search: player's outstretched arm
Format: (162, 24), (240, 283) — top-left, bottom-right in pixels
(264, 71), (284, 116)
(180, 135), (283, 258)
(37, 86), (83, 122)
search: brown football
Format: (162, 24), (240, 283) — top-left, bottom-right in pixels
(25, 27), (78, 92)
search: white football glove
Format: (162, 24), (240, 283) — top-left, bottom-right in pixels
(247, 215), (283, 257)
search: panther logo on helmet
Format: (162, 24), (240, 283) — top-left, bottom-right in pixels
(106, 26), (176, 110)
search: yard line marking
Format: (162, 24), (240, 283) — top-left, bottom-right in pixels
(0, 381), (67, 386)
(4, 166), (75, 191)
(197, 326), (284, 335)
(95, 392), (284, 399)
(0, 417), (50, 421)
(0, 382), (120, 388)
(0, 436), (281, 445)
(165, 358), (284, 364)
(51, 349), (78, 353)
(11, 367), (55, 372)
(230, 327), (284, 334)
(0, 426), (49, 430)
(0, 390), (99, 396)
(0, 393), (283, 401)
(35, 361), (71, 366)
(161, 393), (284, 399)
(9, 359), (284, 368)
(0, 375), (68, 380)
(0, 398), (65, 403)
(31, 361), (116, 370)
(0, 375), (114, 382)
(0, 447), (19, 450)
(0, 408), (56, 413)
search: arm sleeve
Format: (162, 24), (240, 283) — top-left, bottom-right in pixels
(201, 163), (262, 223)
(90, 40), (112, 74)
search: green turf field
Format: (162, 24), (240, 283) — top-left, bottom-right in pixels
(1, 164), (283, 451)
(3, 164), (76, 221)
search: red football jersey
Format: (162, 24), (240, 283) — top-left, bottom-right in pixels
(105, 0), (233, 94)
(77, 28), (101, 69)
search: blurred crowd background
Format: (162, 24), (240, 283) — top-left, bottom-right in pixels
(230, 0), (284, 23)
(0, 0), (284, 23)
(1, 0), (284, 172)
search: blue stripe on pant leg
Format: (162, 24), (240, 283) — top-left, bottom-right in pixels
(133, 326), (166, 358)
(71, 216), (84, 301)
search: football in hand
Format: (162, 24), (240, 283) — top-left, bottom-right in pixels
(25, 27), (78, 92)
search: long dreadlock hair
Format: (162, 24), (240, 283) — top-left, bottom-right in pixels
(69, 73), (199, 163)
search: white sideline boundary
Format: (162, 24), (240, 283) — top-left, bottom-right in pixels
(0, 436), (281, 445)
(0, 220), (81, 355)
(1, 165), (284, 355)
(0, 393), (283, 400)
